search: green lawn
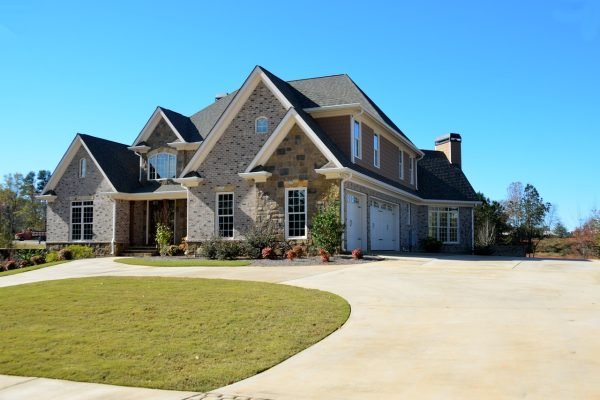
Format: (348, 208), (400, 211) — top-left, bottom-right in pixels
(0, 261), (68, 277)
(0, 277), (349, 392)
(114, 258), (252, 267)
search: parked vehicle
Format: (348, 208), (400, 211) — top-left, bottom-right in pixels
(14, 229), (46, 242)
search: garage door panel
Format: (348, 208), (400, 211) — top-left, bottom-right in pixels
(370, 199), (398, 251)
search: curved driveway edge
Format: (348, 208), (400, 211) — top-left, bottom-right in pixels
(2, 256), (600, 399)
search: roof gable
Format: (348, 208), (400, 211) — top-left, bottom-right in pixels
(43, 134), (141, 195)
(132, 107), (200, 146)
(417, 150), (478, 202)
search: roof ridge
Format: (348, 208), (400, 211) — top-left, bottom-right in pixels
(286, 73), (348, 83)
(77, 133), (128, 147)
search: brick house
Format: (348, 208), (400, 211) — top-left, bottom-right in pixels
(40, 66), (479, 255)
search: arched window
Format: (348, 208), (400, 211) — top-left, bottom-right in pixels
(79, 158), (87, 178)
(148, 153), (176, 180)
(255, 116), (269, 134)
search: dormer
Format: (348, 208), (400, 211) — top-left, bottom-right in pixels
(128, 107), (203, 182)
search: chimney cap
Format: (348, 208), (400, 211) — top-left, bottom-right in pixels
(435, 133), (462, 145)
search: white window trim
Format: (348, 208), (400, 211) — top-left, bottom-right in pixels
(255, 116), (269, 134)
(79, 158), (87, 178)
(409, 157), (415, 185)
(215, 192), (235, 239)
(373, 133), (380, 168)
(428, 207), (460, 244)
(351, 118), (362, 161)
(399, 150), (404, 180)
(285, 187), (308, 240)
(70, 200), (93, 242)
(148, 152), (177, 181)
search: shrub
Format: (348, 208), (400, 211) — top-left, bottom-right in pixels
(166, 245), (182, 256)
(261, 247), (274, 259)
(58, 248), (73, 260)
(351, 248), (363, 260)
(17, 259), (32, 268)
(216, 240), (243, 260)
(155, 223), (173, 256)
(244, 221), (280, 259)
(199, 237), (220, 259)
(286, 249), (297, 261)
(65, 245), (94, 259)
(474, 245), (494, 255)
(31, 255), (45, 265)
(4, 260), (18, 270)
(15, 249), (46, 261)
(46, 251), (60, 263)
(292, 244), (305, 258)
(319, 248), (330, 263)
(311, 198), (344, 255)
(421, 237), (442, 253)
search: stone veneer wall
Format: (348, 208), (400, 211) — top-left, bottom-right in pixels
(187, 81), (287, 241)
(415, 205), (473, 253)
(46, 145), (120, 255)
(255, 125), (337, 242)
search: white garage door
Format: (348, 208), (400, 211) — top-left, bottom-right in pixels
(370, 200), (398, 251)
(345, 192), (366, 251)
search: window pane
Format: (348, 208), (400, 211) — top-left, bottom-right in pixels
(287, 189), (306, 238)
(217, 193), (234, 238)
(149, 153), (176, 180)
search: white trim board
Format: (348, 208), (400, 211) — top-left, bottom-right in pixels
(181, 66), (294, 177)
(131, 107), (188, 146)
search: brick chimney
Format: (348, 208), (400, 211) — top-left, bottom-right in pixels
(435, 133), (462, 168)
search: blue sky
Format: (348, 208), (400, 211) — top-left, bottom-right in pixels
(1, 0), (598, 229)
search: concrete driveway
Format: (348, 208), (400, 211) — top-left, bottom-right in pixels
(1, 256), (599, 399)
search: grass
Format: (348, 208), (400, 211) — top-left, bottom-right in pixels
(0, 277), (350, 392)
(11, 242), (46, 249)
(114, 258), (252, 267)
(0, 261), (68, 277)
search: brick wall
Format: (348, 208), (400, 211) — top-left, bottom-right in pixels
(187, 81), (288, 241)
(415, 205), (474, 253)
(46, 145), (115, 244)
(315, 116), (351, 158)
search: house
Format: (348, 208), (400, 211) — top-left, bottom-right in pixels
(39, 66), (479, 255)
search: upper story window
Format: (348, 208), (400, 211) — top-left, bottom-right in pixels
(148, 152), (176, 180)
(399, 150), (404, 180)
(352, 120), (361, 160)
(79, 158), (87, 178)
(409, 157), (415, 185)
(373, 134), (380, 168)
(255, 116), (269, 134)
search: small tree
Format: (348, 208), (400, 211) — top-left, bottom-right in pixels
(310, 186), (344, 255)
(155, 223), (173, 256)
(553, 222), (569, 238)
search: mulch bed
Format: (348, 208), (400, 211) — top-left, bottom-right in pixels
(139, 254), (383, 266)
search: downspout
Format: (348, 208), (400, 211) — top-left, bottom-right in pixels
(340, 173), (352, 252)
(471, 207), (475, 254)
(111, 199), (116, 255)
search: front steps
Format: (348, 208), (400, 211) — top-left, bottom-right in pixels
(119, 246), (157, 257)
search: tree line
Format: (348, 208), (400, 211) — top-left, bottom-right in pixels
(475, 182), (599, 257)
(0, 171), (51, 247)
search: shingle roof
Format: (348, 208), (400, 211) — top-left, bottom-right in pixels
(78, 134), (141, 193)
(189, 93), (236, 139)
(159, 107), (202, 142)
(417, 150), (478, 202)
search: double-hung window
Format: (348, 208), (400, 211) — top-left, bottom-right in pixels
(148, 153), (176, 180)
(352, 120), (361, 160)
(373, 134), (380, 168)
(285, 188), (307, 239)
(217, 193), (234, 238)
(71, 201), (93, 241)
(409, 157), (415, 185)
(428, 207), (459, 243)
